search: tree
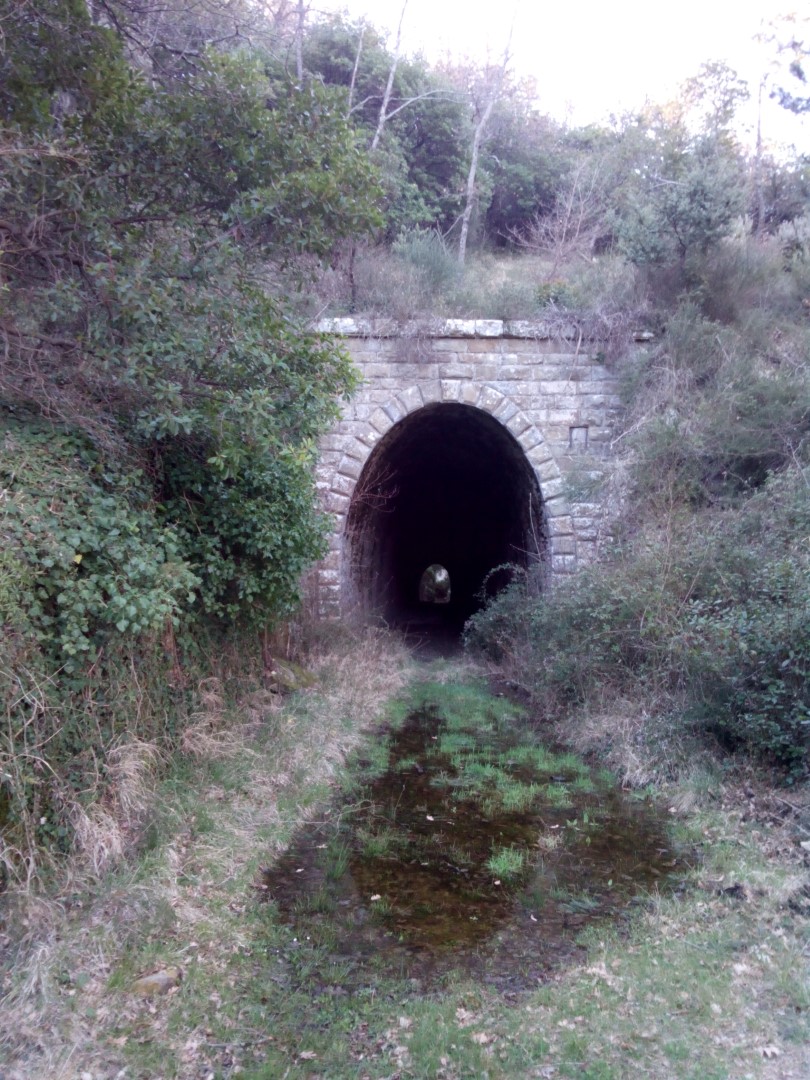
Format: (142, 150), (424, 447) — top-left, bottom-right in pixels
(681, 60), (750, 138)
(512, 161), (609, 280)
(767, 13), (810, 114)
(612, 108), (746, 272)
(370, 0), (408, 151)
(484, 88), (570, 245)
(0, 0), (383, 633)
(303, 13), (469, 235)
(456, 38), (514, 265)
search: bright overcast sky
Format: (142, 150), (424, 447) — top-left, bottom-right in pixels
(316, 1), (807, 149)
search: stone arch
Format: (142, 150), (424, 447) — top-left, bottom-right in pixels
(328, 382), (576, 622)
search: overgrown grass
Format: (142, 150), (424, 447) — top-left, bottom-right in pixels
(2, 657), (807, 1080)
(0, 627), (410, 1076)
(466, 465), (810, 780)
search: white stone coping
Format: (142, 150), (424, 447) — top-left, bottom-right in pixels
(313, 317), (654, 342)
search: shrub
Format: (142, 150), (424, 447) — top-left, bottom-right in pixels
(1, 411), (197, 668)
(622, 304), (810, 508)
(392, 228), (460, 293)
(466, 467), (810, 776)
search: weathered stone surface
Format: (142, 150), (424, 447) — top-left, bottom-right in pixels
(398, 385), (424, 413)
(420, 380), (443, 405)
(337, 456), (363, 480)
(310, 323), (628, 615)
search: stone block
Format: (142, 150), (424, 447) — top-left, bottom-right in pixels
(495, 365), (532, 381)
(318, 433), (347, 453)
(321, 549), (340, 571)
(438, 363), (476, 379)
(547, 515), (574, 537)
(527, 450), (556, 477)
(440, 379), (464, 402)
(466, 338), (502, 353)
(429, 338), (465, 352)
(357, 427), (381, 449)
(491, 397), (519, 423)
(383, 397), (408, 424)
(542, 476), (566, 499)
(539, 380), (576, 396)
(478, 385), (505, 412)
(346, 340), (385, 358)
(460, 382), (481, 405)
(342, 438), (366, 462)
(576, 540), (598, 564)
(551, 554), (577, 573)
(420, 380), (443, 405)
(505, 339), (550, 356)
(475, 320), (504, 337)
(473, 364), (503, 381)
(337, 456), (363, 480)
(504, 320), (551, 339)
(535, 461), (563, 488)
(369, 408), (393, 435)
(397, 385), (424, 414)
(326, 491), (350, 515)
(359, 363), (391, 380)
(444, 319), (478, 337)
(393, 363), (437, 380)
(330, 473), (354, 497)
(505, 412), (532, 437)
(551, 535), (577, 555)
(518, 426), (543, 453)
(367, 387), (394, 405)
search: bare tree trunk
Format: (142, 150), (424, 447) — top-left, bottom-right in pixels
(347, 23), (366, 117)
(294, 0), (305, 83)
(752, 75), (767, 237)
(370, 0), (408, 152)
(457, 95), (496, 266)
(457, 21), (513, 266)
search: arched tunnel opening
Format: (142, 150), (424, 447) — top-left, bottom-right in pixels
(344, 403), (549, 635)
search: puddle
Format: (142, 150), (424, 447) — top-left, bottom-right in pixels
(263, 685), (691, 991)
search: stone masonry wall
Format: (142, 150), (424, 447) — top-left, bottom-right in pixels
(312, 318), (625, 618)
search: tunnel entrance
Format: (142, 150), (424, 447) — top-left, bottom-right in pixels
(345, 403), (548, 632)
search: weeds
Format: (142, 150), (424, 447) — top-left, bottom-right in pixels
(0, 627), (410, 1077)
(486, 845), (527, 882)
(1, 656), (806, 1080)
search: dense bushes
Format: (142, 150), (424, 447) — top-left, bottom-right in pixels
(466, 467), (810, 777)
(0, 0), (381, 880)
(1, 413), (196, 665)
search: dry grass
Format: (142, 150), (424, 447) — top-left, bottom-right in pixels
(4, 641), (805, 1080)
(553, 694), (713, 788)
(0, 627), (411, 1079)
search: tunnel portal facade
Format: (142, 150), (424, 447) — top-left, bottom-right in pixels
(313, 319), (624, 623)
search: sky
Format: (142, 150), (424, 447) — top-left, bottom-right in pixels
(315, 0), (807, 150)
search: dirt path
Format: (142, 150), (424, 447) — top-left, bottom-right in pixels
(1, 640), (808, 1079)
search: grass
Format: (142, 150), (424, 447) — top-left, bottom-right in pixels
(486, 845), (528, 882)
(1, 653), (808, 1079)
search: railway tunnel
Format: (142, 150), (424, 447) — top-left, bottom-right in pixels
(344, 402), (548, 633)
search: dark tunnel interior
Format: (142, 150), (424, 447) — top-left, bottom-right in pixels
(345, 403), (548, 634)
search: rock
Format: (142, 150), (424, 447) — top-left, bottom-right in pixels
(269, 661), (315, 694)
(131, 967), (182, 996)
